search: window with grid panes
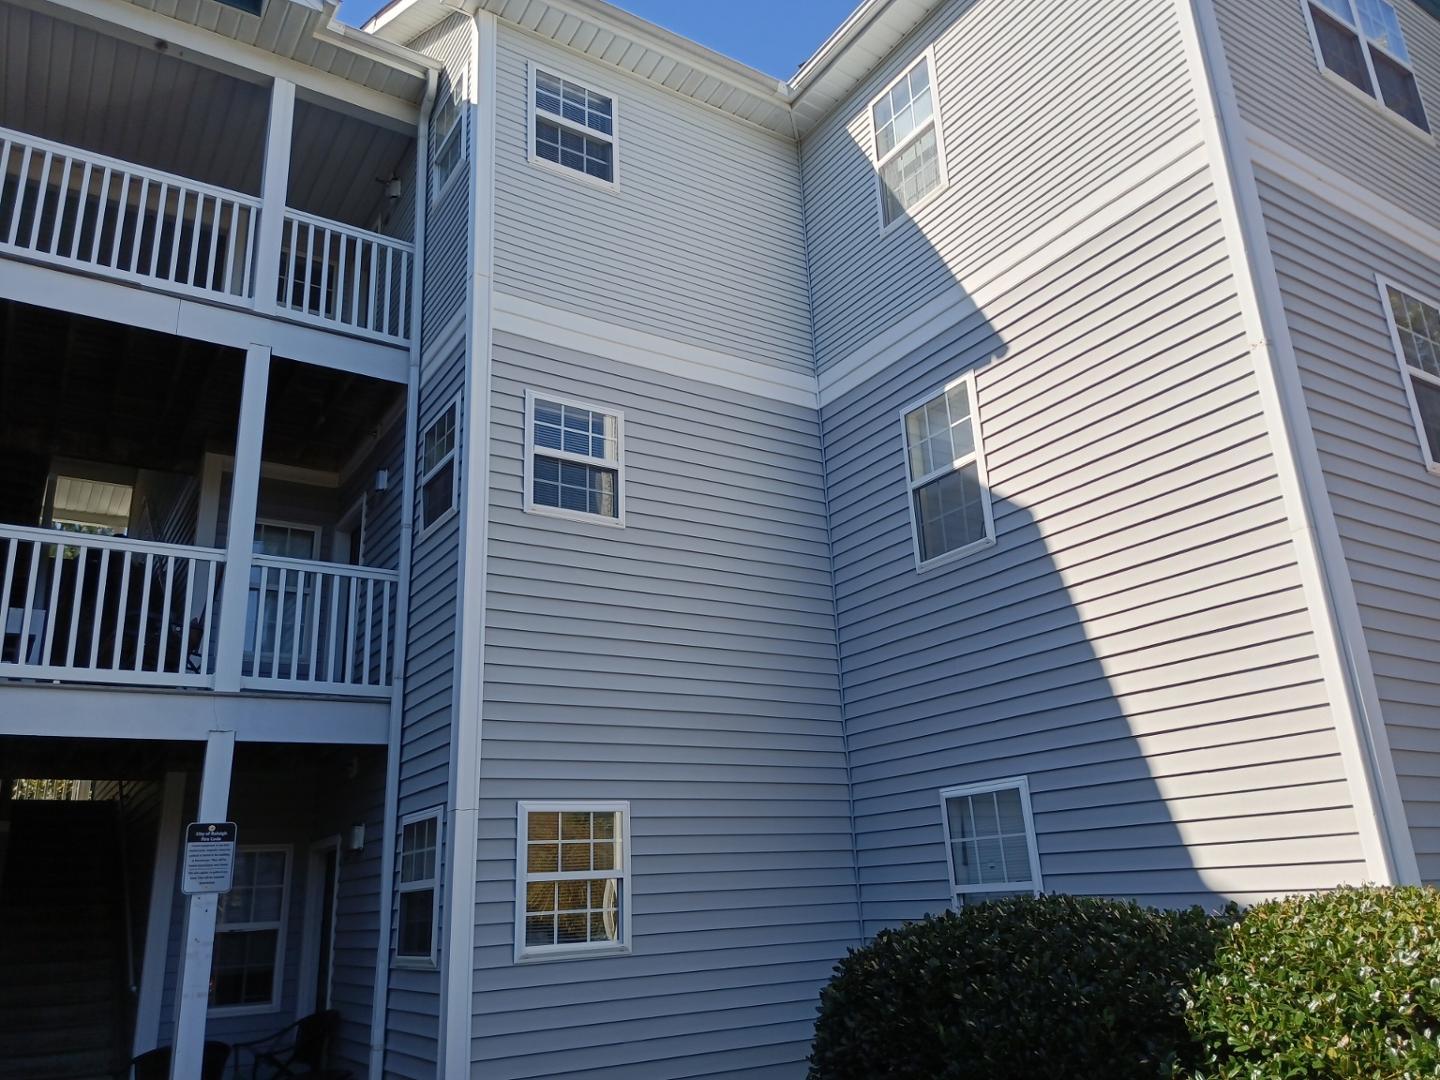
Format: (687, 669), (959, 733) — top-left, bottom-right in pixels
(531, 68), (615, 183)
(939, 780), (1042, 908)
(524, 391), (624, 523)
(419, 400), (458, 532)
(396, 810), (440, 964)
(211, 848), (289, 1010)
(1382, 282), (1440, 469)
(517, 803), (629, 961)
(901, 372), (993, 567)
(1305, 0), (1430, 130)
(870, 51), (948, 226)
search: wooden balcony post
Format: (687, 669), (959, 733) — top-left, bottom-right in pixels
(169, 729), (234, 1080)
(254, 78), (295, 313)
(212, 344), (270, 692)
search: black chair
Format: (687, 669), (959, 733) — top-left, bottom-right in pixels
(131, 1040), (231, 1080)
(233, 1009), (351, 1079)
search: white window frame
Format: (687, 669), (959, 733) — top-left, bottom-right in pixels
(418, 397), (460, 539)
(394, 808), (443, 969)
(899, 369), (996, 573)
(208, 844), (292, 1018)
(430, 72), (467, 205)
(868, 45), (950, 234)
(1300, 0), (1433, 138)
(514, 800), (632, 964)
(1377, 274), (1440, 477)
(526, 62), (621, 190)
(522, 389), (627, 527)
(938, 778), (1043, 910)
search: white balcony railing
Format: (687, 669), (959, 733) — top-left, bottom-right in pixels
(278, 210), (413, 345)
(0, 125), (414, 346)
(0, 525), (224, 688)
(243, 554), (399, 697)
(0, 524), (398, 698)
(0, 127), (260, 304)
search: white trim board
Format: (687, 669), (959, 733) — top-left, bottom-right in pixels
(817, 135), (1212, 407)
(0, 259), (409, 385)
(1245, 123), (1440, 260)
(491, 291), (820, 408)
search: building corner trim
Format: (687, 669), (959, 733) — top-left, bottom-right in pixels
(1172, 0), (1418, 884)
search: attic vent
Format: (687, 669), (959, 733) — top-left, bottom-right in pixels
(214, 0), (264, 15)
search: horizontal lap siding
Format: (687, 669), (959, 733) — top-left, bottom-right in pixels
(1213, 0), (1440, 233)
(472, 335), (854, 1079)
(801, 0), (1200, 373)
(1255, 166), (1440, 884)
(823, 160), (1367, 935)
(491, 27), (813, 374)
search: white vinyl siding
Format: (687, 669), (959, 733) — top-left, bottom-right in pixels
(210, 847), (290, 1015)
(515, 802), (631, 962)
(1379, 279), (1440, 469)
(901, 371), (995, 569)
(940, 779), (1043, 907)
(528, 66), (617, 185)
(522, 390), (624, 524)
(870, 49), (948, 228)
(1304, 0), (1431, 130)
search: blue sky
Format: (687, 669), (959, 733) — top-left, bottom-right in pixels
(338, 0), (859, 79)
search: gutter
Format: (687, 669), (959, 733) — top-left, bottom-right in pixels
(368, 61), (436, 1080)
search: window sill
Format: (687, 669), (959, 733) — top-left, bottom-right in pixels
(417, 504), (458, 543)
(878, 178), (951, 239)
(526, 150), (619, 193)
(208, 1002), (282, 1020)
(515, 943), (631, 965)
(1318, 67), (1435, 146)
(392, 954), (439, 970)
(522, 502), (626, 529)
(915, 533), (997, 575)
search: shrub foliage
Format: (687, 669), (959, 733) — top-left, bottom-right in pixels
(1181, 886), (1440, 1079)
(807, 894), (1229, 1080)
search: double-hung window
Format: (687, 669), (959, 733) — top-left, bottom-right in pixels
(516, 802), (631, 962)
(901, 372), (994, 569)
(939, 780), (1042, 909)
(431, 75), (466, 199)
(211, 847), (289, 1012)
(419, 400), (458, 533)
(870, 49), (948, 228)
(523, 390), (624, 524)
(395, 810), (441, 965)
(529, 66), (616, 184)
(1304, 0), (1430, 131)
(1380, 279), (1440, 472)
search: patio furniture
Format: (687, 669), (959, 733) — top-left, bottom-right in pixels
(131, 1040), (231, 1080)
(234, 1009), (351, 1079)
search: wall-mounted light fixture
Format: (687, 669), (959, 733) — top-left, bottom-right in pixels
(346, 823), (366, 854)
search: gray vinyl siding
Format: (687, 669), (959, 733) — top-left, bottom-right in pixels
(409, 13), (472, 355)
(1213, 0), (1440, 232)
(800, 0), (1202, 373)
(1252, 165), (1440, 884)
(491, 27), (814, 374)
(823, 157), (1370, 934)
(471, 335), (855, 1079)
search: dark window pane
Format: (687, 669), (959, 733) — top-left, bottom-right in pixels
(422, 460), (454, 528)
(1313, 7), (1374, 94)
(397, 890), (434, 958)
(1372, 49), (1430, 130)
(1413, 378), (1440, 463)
(914, 461), (987, 562)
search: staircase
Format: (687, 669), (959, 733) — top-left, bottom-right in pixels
(0, 800), (130, 1080)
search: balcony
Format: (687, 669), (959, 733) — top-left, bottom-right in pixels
(0, 125), (414, 346)
(0, 524), (397, 697)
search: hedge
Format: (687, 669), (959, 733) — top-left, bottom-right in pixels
(808, 887), (1440, 1080)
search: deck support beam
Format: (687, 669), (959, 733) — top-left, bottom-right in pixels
(169, 730), (235, 1080)
(255, 79), (296, 319)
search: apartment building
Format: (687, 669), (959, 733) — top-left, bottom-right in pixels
(0, 0), (1436, 1077)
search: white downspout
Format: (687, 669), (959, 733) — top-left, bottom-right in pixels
(368, 64), (436, 1080)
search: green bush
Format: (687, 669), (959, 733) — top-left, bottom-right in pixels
(807, 894), (1231, 1080)
(1181, 886), (1440, 1079)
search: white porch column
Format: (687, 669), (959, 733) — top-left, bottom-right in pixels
(132, 771), (186, 1057)
(169, 731), (235, 1080)
(212, 345), (271, 692)
(254, 78), (295, 315)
